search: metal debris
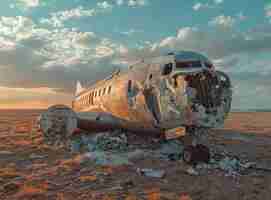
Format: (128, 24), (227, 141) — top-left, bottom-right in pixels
(157, 139), (184, 161)
(69, 131), (145, 166)
(84, 151), (131, 166)
(1, 182), (21, 194)
(95, 132), (128, 152)
(186, 166), (199, 176)
(0, 151), (13, 155)
(218, 157), (240, 173)
(29, 153), (46, 160)
(137, 168), (166, 178)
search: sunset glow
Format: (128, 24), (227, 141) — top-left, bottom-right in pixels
(0, 0), (270, 110)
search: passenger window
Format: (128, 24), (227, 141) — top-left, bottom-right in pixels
(108, 86), (112, 94)
(162, 63), (173, 75)
(128, 80), (132, 93)
(103, 88), (106, 95)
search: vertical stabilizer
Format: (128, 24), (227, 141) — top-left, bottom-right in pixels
(75, 81), (84, 96)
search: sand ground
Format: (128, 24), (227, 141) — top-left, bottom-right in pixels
(0, 110), (271, 200)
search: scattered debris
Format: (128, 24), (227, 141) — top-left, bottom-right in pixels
(157, 139), (184, 161)
(218, 157), (240, 175)
(67, 128), (259, 179)
(239, 162), (256, 169)
(179, 193), (193, 200)
(83, 151), (131, 166)
(186, 167), (199, 176)
(2, 182), (21, 194)
(79, 175), (97, 182)
(29, 153), (46, 160)
(0, 150), (13, 155)
(69, 131), (148, 166)
(120, 179), (135, 189)
(95, 132), (128, 152)
(137, 168), (166, 178)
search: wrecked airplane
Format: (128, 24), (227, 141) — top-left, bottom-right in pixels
(39, 51), (232, 164)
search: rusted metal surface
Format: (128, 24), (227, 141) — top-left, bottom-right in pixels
(40, 51), (232, 146)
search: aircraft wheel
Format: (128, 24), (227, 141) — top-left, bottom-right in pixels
(183, 144), (210, 164)
(183, 145), (197, 164)
(196, 144), (210, 163)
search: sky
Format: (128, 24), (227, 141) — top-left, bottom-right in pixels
(0, 0), (270, 110)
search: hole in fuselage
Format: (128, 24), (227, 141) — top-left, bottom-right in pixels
(143, 88), (161, 124)
(162, 63), (173, 76)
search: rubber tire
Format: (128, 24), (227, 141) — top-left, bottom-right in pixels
(183, 145), (197, 164)
(183, 144), (210, 164)
(195, 144), (210, 163)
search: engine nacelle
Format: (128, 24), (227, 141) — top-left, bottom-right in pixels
(39, 105), (78, 147)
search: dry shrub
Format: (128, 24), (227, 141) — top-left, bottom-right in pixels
(1, 182), (21, 194)
(145, 188), (161, 200)
(58, 158), (80, 172)
(100, 166), (114, 175)
(79, 175), (97, 182)
(102, 195), (116, 200)
(125, 194), (138, 200)
(14, 121), (33, 133)
(31, 163), (48, 170)
(179, 193), (193, 200)
(56, 193), (66, 200)
(15, 183), (48, 199)
(12, 140), (33, 146)
(0, 168), (21, 179)
(223, 139), (242, 145)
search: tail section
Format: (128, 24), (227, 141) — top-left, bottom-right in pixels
(75, 81), (84, 96)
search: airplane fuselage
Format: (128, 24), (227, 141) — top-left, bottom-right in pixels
(72, 51), (232, 132)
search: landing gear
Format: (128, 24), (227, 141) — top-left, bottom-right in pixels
(182, 127), (211, 164)
(183, 145), (195, 164)
(183, 144), (210, 164)
(39, 105), (78, 149)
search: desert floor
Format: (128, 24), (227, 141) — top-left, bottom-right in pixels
(0, 110), (271, 200)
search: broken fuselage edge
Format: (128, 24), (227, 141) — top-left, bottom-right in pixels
(70, 51), (232, 136)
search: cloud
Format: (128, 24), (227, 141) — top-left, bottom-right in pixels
(0, 16), (125, 93)
(214, 0), (223, 4)
(40, 2), (115, 28)
(2, 15), (270, 93)
(40, 6), (96, 28)
(192, 0), (223, 11)
(16, 0), (40, 8)
(122, 25), (271, 63)
(192, 3), (210, 11)
(127, 0), (148, 7)
(0, 16), (35, 41)
(1, 12), (271, 110)
(115, 0), (124, 6)
(97, 1), (113, 9)
(209, 15), (236, 28)
(120, 29), (143, 36)
(237, 12), (247, 21)
(265, 4), (271, 19)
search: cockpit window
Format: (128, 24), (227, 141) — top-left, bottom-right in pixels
(204, 62), (213, 69)
(176, 61), (201, 68)
(128, 80), (132, 93)
(162, 63), (173, 75)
